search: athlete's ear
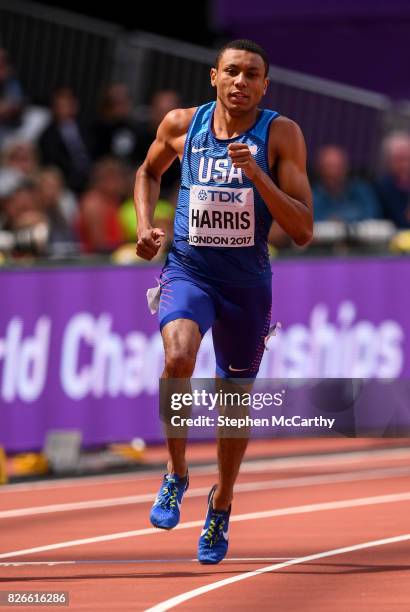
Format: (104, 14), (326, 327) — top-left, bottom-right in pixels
(210, 67), (217, 88)
(263, 78), (269, 96)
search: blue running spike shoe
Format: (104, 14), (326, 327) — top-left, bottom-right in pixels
(150, 472), (189, 530)
(198, 484), (231, 564)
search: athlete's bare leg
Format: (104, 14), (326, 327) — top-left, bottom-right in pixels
(213, 379), (252, 511)
(162, 322), (250, 505)
(161, 318), (202, 478)
(213, 437), (248, 511)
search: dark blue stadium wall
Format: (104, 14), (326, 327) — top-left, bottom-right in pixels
(213, 0), (410, 99)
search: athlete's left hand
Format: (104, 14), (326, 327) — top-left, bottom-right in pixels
(228, 143), (260, 180)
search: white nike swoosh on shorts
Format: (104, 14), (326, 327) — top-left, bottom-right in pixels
(228, 365), (249, 372)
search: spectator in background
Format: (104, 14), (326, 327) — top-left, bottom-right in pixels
(0, 171), (48, 257)
(77, 158), (126, 254)
(38, 87), (92, 194)
(377, 131), (410, 228)
(93, 83), (144, 168)
(0, 171), (37, 231)
(37, 168), (79, 254)
(0, 168), (78, 258)
(37, 167), (78, 226)
(0, 48), (24, 147)
(2, 139), (39, 177)
(313, 145), (381, 222)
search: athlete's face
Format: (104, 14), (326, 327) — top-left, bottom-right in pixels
(211, 50), (269, 114)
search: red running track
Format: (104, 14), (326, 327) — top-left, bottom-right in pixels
(0, 441), (409, 611)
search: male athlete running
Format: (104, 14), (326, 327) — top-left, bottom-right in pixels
(134, 39), (313, 564)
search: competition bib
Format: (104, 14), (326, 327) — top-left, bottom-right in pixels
(189, 185), (255, 247)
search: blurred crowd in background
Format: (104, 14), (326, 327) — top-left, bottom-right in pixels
(0, 45), (409, 263)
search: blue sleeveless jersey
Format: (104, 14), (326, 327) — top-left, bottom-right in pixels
(168, 101), (279, 286)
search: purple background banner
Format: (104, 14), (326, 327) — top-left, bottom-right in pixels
(214, 0), (410, 98)
(0, 257), (409, 451)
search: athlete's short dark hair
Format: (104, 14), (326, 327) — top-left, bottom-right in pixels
(215, 39), (269, 77)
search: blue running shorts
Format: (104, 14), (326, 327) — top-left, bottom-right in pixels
(158, 262), (272, 379)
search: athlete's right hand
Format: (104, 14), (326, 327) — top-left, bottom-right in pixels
(136, 227), (165, 260)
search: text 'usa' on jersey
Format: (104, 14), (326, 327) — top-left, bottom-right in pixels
(171, 101), (279, 286)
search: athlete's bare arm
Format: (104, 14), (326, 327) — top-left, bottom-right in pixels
(134, 107), (196, 260)
(228, 116), (313, 246)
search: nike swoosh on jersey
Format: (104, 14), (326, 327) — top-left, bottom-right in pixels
(192, 146), (210, 153)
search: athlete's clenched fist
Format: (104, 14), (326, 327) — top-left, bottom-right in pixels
(136, 227), (165, 260)
(228, 143), (260, 180)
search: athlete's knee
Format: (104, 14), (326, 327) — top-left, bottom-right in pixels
(162, 319), (201, 377)
(164, 350), (196, 377)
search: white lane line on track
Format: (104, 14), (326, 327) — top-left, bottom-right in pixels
(1, 490), (410, 559)
(1, 446), (409, 493)
(0, 557), (296, 567)
(0, 561), (76, 567)
(2, 464), (410, 520)
(145, 533), (410, 612)
(232, 447), (410, 474)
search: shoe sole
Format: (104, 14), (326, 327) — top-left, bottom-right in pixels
(150, 518), (178, 530)
(152, 524), (174, 530)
